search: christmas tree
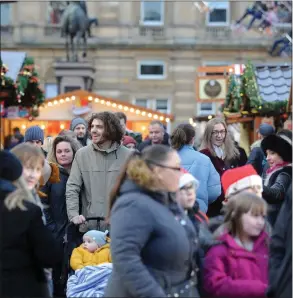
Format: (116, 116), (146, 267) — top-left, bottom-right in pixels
(0, 58), (17, 107)
(223, 74), (241, 114)
(241, 61), (262, 113)
(16, 57), (45, 117)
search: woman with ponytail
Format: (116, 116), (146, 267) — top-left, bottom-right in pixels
(171, 124), (221, 214)
(104, 145), (200, 298)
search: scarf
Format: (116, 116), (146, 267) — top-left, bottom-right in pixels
(213, 145), (225, 159)
(266, 161), (291, 174)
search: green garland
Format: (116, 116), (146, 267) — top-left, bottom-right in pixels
(223, 74), (241, 114)
(224, 61), (289, 117)
(0, 56), (45, 117)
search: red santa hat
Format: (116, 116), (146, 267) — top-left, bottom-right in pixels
(221, 164), (263, 199)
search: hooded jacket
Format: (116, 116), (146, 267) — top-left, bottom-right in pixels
(204, 231), (269, 298)
(178, 145), (221, 213)
(104, 180), (199, 297)
(66, 143), (130, 228)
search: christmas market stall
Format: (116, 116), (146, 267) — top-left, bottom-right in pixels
(2, 89), (174, 141)
(0, 55), (45, 145)
(222, 61), (292, 152)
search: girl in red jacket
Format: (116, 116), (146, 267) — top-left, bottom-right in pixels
(204, 192), (269, 298)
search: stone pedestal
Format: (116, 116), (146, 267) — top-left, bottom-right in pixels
(53, 60), (95, 94)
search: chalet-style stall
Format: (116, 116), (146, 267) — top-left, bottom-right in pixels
(223, 62), (292, 153)
(2, 89), (174, 141)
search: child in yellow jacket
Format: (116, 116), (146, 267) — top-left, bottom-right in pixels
(70, 230), (111, 271)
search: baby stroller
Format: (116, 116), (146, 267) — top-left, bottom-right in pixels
(59, 217), (106, 295)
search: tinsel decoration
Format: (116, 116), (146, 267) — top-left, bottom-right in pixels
(0, 58), (17, 107)
(0, 56), (45, 117)
(223, 74), (241, 115)
(241, 61), (263, 112)
(15, 57), (45, 116)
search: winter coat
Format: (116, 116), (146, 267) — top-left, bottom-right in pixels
(247, 147), (267, 176)
(137, 134), (170, 152)
(0, 179), (62, 297)
(178, 145), (221, 213)
(66, 143), (131, 227)
(70, 243), (111, 270)
(104, 180), (199, 297)
(187, 202), (220, 296)
(262, 164), (292, 226)
(235, 143), (247, 166)
(204, 231), (269, 298)
(41, 167), (69, 244)
(267, 184), (292, 298)
(199, 148), (240, 217)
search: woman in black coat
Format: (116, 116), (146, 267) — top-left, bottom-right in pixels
(0, 150), (62, 297)
(267, 184), (292, 298)
(42, 135), (81, 296)
(261, 129), (292, 226)
(104, 145), (200, 298)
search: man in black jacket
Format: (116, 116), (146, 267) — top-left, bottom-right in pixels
(267, 184), (292, 298)
(138, 120), (170, 152)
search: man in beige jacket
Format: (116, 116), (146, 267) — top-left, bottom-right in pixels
(66, 112), (131, 229)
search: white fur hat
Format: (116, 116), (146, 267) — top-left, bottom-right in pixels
(179, 173), (199, 189)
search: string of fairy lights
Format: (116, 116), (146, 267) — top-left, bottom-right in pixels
(41, 95), (171, 123)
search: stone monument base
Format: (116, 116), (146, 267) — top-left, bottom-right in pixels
(54, 60), (95, 94)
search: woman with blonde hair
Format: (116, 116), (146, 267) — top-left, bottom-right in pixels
(0, 150), (62, 297)
(104, 145), (200, 298)
(42, 135), (81, 296)
(199, 117), (241, 217)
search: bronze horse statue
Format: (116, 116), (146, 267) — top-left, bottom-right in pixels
(61, 1), (98, 61)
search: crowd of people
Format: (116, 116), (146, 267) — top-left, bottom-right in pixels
(0, 111), (292, 298)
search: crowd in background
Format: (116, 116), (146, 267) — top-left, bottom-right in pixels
(0, 111), (292, 298)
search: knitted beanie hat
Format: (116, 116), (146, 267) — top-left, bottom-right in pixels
(179, 173), (199, 190)
(70, 117), (87, 131)
(221, 164), (263, 198)
(24, 126), (44, 144)
(258, 123), (275, 137)
(0, 150), (23, 182)
(123, 135), (136, 146)
(84, 230), (108, 246)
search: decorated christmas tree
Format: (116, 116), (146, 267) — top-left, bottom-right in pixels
(16, 57), (45, 117)
(0, 58), (17, 107)
(223, 74), (241, 114)
(241, 61), (262, 113)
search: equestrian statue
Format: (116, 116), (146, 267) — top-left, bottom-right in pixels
(61, 0), (98, 62)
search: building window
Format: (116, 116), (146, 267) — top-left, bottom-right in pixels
(140, 0), (164, 26)
(198, 102), (216, 116)
(0, 4), (11, 26)
(155, 99), (169, 113)
(45, 83), (58, 98)
(135, 99), (149, 108)
(134, 98), (170, 113)
(206, 1), (230, 26)
(137, 60), (166, 80)
(47, 1), (67, 24)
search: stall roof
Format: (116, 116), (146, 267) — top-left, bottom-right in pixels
(43, 89), (174, 123)
(255, 64), (292, 102)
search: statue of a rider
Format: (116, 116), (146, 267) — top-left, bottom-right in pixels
(75, 0), (97, 37)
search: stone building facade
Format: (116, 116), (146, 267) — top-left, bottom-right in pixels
(1, 1), (291, 128)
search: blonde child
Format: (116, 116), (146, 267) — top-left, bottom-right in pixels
(10, 143), (54, 297)
(204, 192), (269, 298)
(70, 230), (111, 271)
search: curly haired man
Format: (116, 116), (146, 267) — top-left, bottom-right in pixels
(66, 112), (131, 230)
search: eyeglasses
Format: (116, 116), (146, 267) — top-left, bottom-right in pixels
(146, 160), (181, 172)
(212, 130), (226, 136)
(180, 184), (195, 192)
